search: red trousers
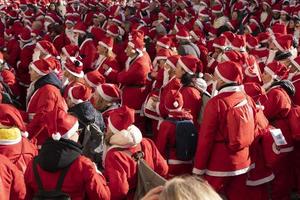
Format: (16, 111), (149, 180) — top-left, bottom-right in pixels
(205, 174), (247, 200)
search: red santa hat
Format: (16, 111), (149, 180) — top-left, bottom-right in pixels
(198, 9), (210, 18)
(128, 36), (144, 51)
(47, 108), (79, 141)
(213, 36), (227, 50)
(177, 55), (201, 75)
(68, 84), (92, 104)
(98, 35), (114, 51)
(62, 44), (79, 58)
(19, 29), (32, 43)
(231, 35), (246, 52)
(244, 82), (267, 103)
(108, 106), (135, 134)
(212, 4), (223, 14)
(109, 5), (121, 17)
(215, 61), (244, 84)
(96, 83), (121, 102)
(107, 106), (142, 147)
(190, 29), (204, 42)
(45, 12), (60, 23)
(268, 23), (287, 35)
(221, 31), (236, 43)
(106, 24), (119, 37)
(64, 57), (84, 78)
(158, 9), (170, 20)
(290, 56), (300, 71)
(272, 34), (293, 52)
(246, 34), (259, 49)
(221, 50), (244, 65)
(156, 36), (172, 49)
(73, 22), (87, 35)
(112, 15), (123, 25)
(176, 27), (191, 40)
(245, 22), (259, 34)
(166, 55), (181, 70)
(30, 59), (51, 76)
(257, 32), (270, 44)
(36, 40), (58, 56)
(84, 70), (105, 88)
(264, 61), (289, 80)
(164, 90), (184, 111)
(153, 49), (172, 67)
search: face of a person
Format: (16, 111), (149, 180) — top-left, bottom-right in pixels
(97, 44), (108, 55)
(125, 45), (136, 57)
(29, 67), (41, 82)
(91, 92), (108, 111)
(175, 64), (186, 79)
(261, 71), (273, 84)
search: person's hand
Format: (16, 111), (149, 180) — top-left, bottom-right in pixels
(141, 186), (164, 200)
(151, 71), (158, 78)
(204, 73), (214, 82)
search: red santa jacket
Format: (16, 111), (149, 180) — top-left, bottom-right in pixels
(5, 38), (21, 69)
(156, 111), (194, 177)
(24, 139), (110, 200)
(17, 41), (36, 86)
(0, 137), (37, 174)
(292, 74), (300, 106)
(96, 56), (121, 84)
(53, 33), (71, 54)
(118, 53), (151, 111)
(104, 138), (168, 200)
(79, 38), (97, 72)
(263, 85), (294, 152)
(180, 86), (202, 128)
(193, 85), (254, 176)
(157, 77), (181, 118)
(0, 155), (26, 200)
(26, 73), (67, 146)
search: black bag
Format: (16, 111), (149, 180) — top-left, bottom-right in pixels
(81, 123), (104, 166)
(32, 158), (71, 200)
(168, 119), (198, 161)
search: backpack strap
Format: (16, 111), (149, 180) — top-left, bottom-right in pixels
(33, 157), (45, 191)
(33, 157), (71, 192)
(55, 164), (71, 191)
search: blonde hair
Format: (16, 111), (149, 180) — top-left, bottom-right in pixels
(159, 176), (222, 200)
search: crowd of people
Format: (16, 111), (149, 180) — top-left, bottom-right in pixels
(1, 0), (300, 199)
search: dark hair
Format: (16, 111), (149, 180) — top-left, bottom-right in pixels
(274, 51), (292, 61)
(181, 72), (200, 87)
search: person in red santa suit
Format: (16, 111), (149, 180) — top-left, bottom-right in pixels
(32, 40), (62, 79)
(156, 89), (194, 177)
(24, 108), (110, 200)
(0, 103), (37, 174)
(95, 35), (121, 83)
(176, 55), (203, 129)
(117, 34), (151, 133)
(103, 106), (168, 200)
(3, 28), (21, 69)
(261, 61), (295, 200)
(193, 61), (256, 200)
(62, 56), (86, 99)
(91, 83), (121, 126)
(288, 56), (300, 106)
(243, 82), (275, 200)
(26, 59), (67, 147)
(73, 22), (98, 72)
(0, 154), (26, 200)
(17, 28), (36, 88)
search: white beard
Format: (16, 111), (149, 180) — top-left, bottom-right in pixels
(260, 12), (268, 23)
(32, 51), (41, 61)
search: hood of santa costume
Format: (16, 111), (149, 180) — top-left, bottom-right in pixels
(34, 72), (62, 92)
(37, 138), (82, 172)
(270, 80), (295, 97)
(68, 101), (105, 131)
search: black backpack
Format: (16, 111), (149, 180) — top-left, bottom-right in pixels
(81, 122), (104, 167)
(167, 119), (198, 161)
(32, 158), (71, 200)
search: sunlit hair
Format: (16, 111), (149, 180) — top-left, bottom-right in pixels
(159, 176), (222, 200)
